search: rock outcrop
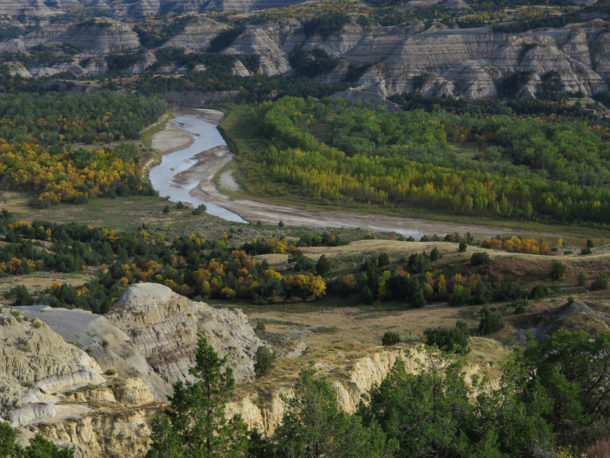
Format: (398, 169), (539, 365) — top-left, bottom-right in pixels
(106, 282), (263, 384)
(158, 19), (610, 98)
(0, 8), (608, 99)
(226, 348), (413, 434)
(0, 310), (105, 426)
(1, 283), (264, 456)
(14, 305), (172, 400)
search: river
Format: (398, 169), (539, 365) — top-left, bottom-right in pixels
(149, 113), (543, 240)
(149, 114), (247, 223)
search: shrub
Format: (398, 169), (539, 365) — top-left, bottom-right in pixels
(577, 273), (586, 286)
(377, 252), (390, 267)
(449, 285), (468, 306)
(316, 255), (330, 276)
(255, 320), (266, 332)
(361, 287), (374, 305)
(412, 290), (427, 308)
(458, 241), (467, 252)
(424, 321), (469, 353)
(162, 205), (170, 214)
(254, 346), (276, 377)
(470, 252), (490, 266)
(590, 273), (608, 291)
(406, 253), (430, 274)
(471, 282), (492, 305)
(105, 369), (117, 376)
(530, 284), (550, 300)
(302, 13), (349, 38)
(430, 247), (441, 261)
(192, 204), (206, 215)
(549, 261), (566, 281)
(10, 285), (33, 306)
(381, 331), (400, 346)
(478, 306), (504, 335)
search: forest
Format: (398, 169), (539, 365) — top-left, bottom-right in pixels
(1, 210), (600, 318)
(0, 92), (165, 206)
(225, 96), (610, 225)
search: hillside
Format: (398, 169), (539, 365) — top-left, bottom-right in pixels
(0, 0), (610, 102)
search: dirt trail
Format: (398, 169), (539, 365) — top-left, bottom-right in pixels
(152, 112), (576, 238)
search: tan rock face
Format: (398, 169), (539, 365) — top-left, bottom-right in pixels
(0, 310), (105, 425)
(14, 305), (172, 401)
(39, 409), (155, 458)
(106, 282), (263, 384)
(1, 284), (263, 456)
(226, 348), (424, 435)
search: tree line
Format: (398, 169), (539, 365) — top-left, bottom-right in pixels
(226, 96), (610, 224)
(0, 92), (165, 206)
(147, 327), (610, 457)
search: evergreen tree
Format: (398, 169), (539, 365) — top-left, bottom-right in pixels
(315, 254), (330, 276)
(0, 423), (74, 458)
(146, 336), (249, 457)
(272, 367), (395, 457)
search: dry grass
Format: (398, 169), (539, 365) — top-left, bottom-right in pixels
(0, 272), (93, 297)
(585, 438), (610, 458)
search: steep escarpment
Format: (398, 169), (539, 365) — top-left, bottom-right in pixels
(226, 348), (415, 434)
(307, 24), (609, 97)
(0, 284), (264, 456)
(106, 282), (263, 384)
(15, 305), (172, 400)
(0, 310), (105, 426)
(1, 10), (608, 99)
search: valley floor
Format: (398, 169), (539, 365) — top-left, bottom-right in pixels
(154, 110), (610, 242)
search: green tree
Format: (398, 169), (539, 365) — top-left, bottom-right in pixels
(549, 261), (566, 281)
(377, 252), (390, 267)
(315, 254), (330, 276)
(470, 252), (490, 266)
(517, 330), (610, 449)
(590, 273), (608, 291)
(146, 336), (248, 457)
(0, 422), (18, 457)
(478, 305), (504, 335)
(424, 320), (469, 354)
(254, 346), (276, 377)
(381, 331), (400, 346)
(0, 423), (74, 458)
(360, 357), (478, 457)
(272, 367), (395, 457)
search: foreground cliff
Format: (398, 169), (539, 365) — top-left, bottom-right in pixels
(0, 283), (505, 456)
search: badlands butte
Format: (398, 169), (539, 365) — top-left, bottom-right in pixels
(0, 1), (609, 99)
